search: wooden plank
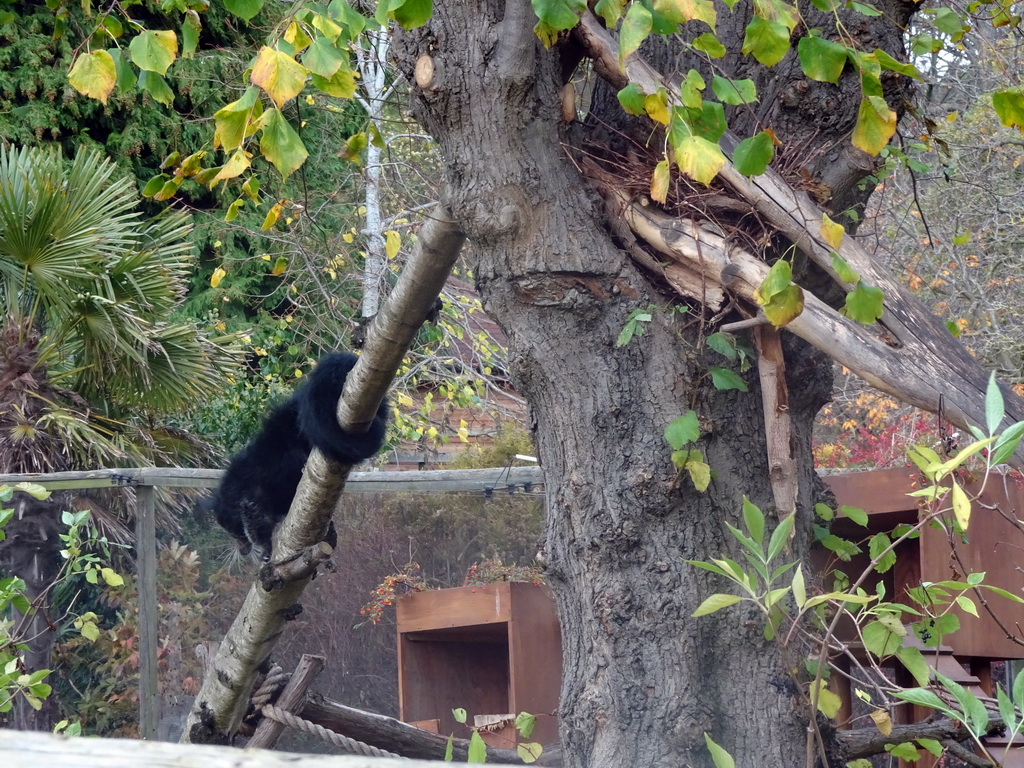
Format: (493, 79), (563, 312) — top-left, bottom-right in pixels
(822, 467), (920, 516)
(507, 585), (562, 746)
(0, 728), (524, 767)
(397, 583), (515, 633)
(135, 486), (159, 741)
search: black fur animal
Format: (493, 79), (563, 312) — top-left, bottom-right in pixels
(213, 352), (388, 560)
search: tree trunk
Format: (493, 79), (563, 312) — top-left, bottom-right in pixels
(394, 0), (914, 764)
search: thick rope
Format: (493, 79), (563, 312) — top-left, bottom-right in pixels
(261, 704), (406, 759)
(251, 665), (291, 709)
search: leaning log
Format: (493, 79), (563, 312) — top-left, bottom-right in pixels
(299, 693), (563, 765)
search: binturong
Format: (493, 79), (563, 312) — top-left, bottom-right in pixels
(212, 351), (388, 561)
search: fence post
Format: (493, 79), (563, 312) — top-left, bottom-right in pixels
(136, 484), (159, 740)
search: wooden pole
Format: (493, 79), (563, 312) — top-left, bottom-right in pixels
(135, 485), (159, 740)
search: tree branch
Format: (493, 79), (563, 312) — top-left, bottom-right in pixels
(575, 11), (1024, 466)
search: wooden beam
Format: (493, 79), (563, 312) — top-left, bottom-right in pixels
(0, 729), (525, 768)
(135, 486), (159, 741)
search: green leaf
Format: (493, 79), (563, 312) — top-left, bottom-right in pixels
(137, 71), (175, 107)
(936, 671), (989, 734)
(863, 619), (902, 658)
(895, 646), (930, 687)
(732, 131), (774, 176)
(619, 2), (653, 62)
(214, 87), (263, 152)
(251, 46), (308, 109)
(707, 332), (737, 359)
(993, 88), (1024, 129)
(595, 0), (625, 25)
(742, 497), (765, 543)
(68, 50), (117, 105)
(985, 372), (1004, 435)
(704, 733), (735, 768)
(791, 563), (806, 607)
(755, 258), (792, 302)
(109, 48), (137, 93)
(766, 513), (795, 561)
(830, 253), (859, 284)
(617, 82), (648, 115)
(839, 505), (868, 526)
(797, 36), (847, 83)
(712, 76), (757, 105)
(874, 49), (921, 80)
(257, 108), (309, 178)
(225, 199), (244, 222)
(693, 592), (743, 616)
(224, 0), (264, 22)
(311, 67), (358, 98)
(814, 503), (834, 521)
(665, 411), (700, 449)
(929, 7), (967, 38)
(885, 743), (920, 761)
(128, 29), (178, 75)
(679, 69), (706, 108)
(675, 135), (725, 185)
(709, 367), (748, 392)
(842, 282), (884, 324)
(741, 16), (790, 67)
(390, 0), (433, 29)
(514, 712), (536, 739)
(531, 0), (585, 30)
(303, 36), (346, 78)
(991, 421), (1024, 466)
(79, 619), (100, 642)
(692, 32), (726, 57)
(467, 731), (487, 763)
(452, 707), (467, 723)
(181, 12), (201, 58)
(868, 532), (895, 573)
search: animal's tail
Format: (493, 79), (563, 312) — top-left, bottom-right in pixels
(295, 352), (389, 464)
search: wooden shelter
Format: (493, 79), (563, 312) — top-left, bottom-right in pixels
(395, 582), (561, 749)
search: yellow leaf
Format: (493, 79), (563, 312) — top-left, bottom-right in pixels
(342, 232), (354, 243)
(852, 95), (897, 156)
(271, 256), (287, 275)
(951, 480), (971, 530)
(869, 709), (892, 736)
(813, 680), (842, 718)
(676, 135), (726, 186)
(283, 21), (312, 53)
(385, 230), (401, 259)
(262, 201), (284, 231)
(212, 149), (252, 182)
(210, 267), (227, 288)
(68, 50), (117, 105)
(651, 158), (670, 203)
(458, 426), (470, 443)
(250, 46), (308, 109)
(644, 92), (670, 125)
(820, 212), (845, 251)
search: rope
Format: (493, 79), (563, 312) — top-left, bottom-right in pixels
(261, 704), (406, 759)
(250, 665), (291, 709)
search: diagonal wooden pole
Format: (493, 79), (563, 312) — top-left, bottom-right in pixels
(182, 206), (465, 744)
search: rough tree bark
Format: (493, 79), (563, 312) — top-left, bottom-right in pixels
(392, 0), (919, 766)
